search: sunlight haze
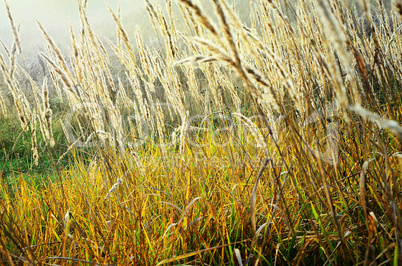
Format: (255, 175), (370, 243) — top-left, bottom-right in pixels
(0, 0), (148, 56)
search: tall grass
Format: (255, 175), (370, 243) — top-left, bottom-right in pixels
(0, 0), (402, 264)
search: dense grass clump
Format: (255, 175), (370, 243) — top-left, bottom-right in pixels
(1, 0), (402, 265)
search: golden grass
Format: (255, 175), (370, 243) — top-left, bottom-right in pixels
(0, 0), (402, 264)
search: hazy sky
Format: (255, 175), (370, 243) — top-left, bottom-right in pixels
(0, 0), (252, 58)
(0, 0), (149, 56)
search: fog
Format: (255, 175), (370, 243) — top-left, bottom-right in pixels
(0, 0), (395, 58)
(0, 0), (149, 57)
(0, 0), (255, 60)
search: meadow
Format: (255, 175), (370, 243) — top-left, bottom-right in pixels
(0, 0), (402, 265)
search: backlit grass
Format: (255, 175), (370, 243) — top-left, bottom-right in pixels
(1, 0), (402, 265)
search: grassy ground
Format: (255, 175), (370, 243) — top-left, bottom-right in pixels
(1, 0), (402, 265)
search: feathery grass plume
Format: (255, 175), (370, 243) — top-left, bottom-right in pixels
(31, 111), (39, 166)
(183, 6), (284, 114)
(346, 8), (360, 46)
(9, 42), (17, 79)
(135, 26), (154, 82)
(127, 74), (146, 127)
(69, 22), (84, 84)
(0, 54), (30, 130)
(127, 144), (144, 172)
(218, 0), (261, 69)
(161, 0), (177, 58)
(79, 4), (115, 93)
(165, 0), (176, 42)
(185, 37), (269, 113)
(155, 44), (187, 151)
(95, 35), (110, 64)
(250, 1), (257, 34)
(213, 0), (241, 66)
(255, 2), (276, 51)
(14, 93), (31, 132)
(126, 78), (143, 137)
(57, 137), (81, 163)
(183, 63), (202, 103)
(360, 158), (375, 220)
(191, 37), (232, 62)
(145, 0), (160, 34)
(203, 65), (224, 111)
(155, 101), (167, 138)
(60, 119), (73, 144)
(378, 0), (391, 36)
(349, 104), (402, 142)
(117, 78), (133, 109)
(315, 0), (356, 106)
(107, 4), (139, 73)
(48, 65), (63, 102)
(22, 69), (52, 145)
(39, 52), (80, 107)
(358, 0), (382, 51)
(36, 20), (74, 82)
(154, 101), (168, 155)
(4, 0), (23, 60)
(217, 68), (241, 110)
(104, 178), (123, 200)
(0, 52), (9, 77)
(211, 0), (264, 110)
(41, 78), (55, 147)
(179, 2), (202, 36)
(153, 3), (177, 60)
(232, 113), (267, 151)
(0, 40), (10, 57)
(0, 92), (6, 118)
(176, 0), (220, 42)
(63, 210), (71, 236)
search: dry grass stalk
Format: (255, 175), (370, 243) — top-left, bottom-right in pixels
(41, 78), (55, 147)
(4, 0), (23, 60)
(349, 104), (402, 142)
(0, 40), (10, 57)
(39, 52), (78, 105)
(177, 0), (219, 38)
(360, 158), (375, 220)
(156, 4), (177, 60)
(0, 52), (31, 131)
(23, 70), (55, 147)
(69, 23), (84, 85)
(37, 20), (74, 83)
(232, 112), (267, 151)
(107, 4), (139, 72)
(31, 111), (39, 166)
(104, 178), (123, 200)
(48, 65), (63, 103)
(0, 92), (6, 118)
(9, 42), (17, 79)
(135, 26), (154, 82)
(315, 0), (354, 106)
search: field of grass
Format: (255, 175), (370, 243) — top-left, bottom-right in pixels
(1, 0), (402, 265)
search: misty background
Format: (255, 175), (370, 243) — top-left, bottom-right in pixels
(0, 0), (253, 59)
(0, 0), (151, 57)
(0, 0), (251, 106)
(0, 0), (395, 59)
